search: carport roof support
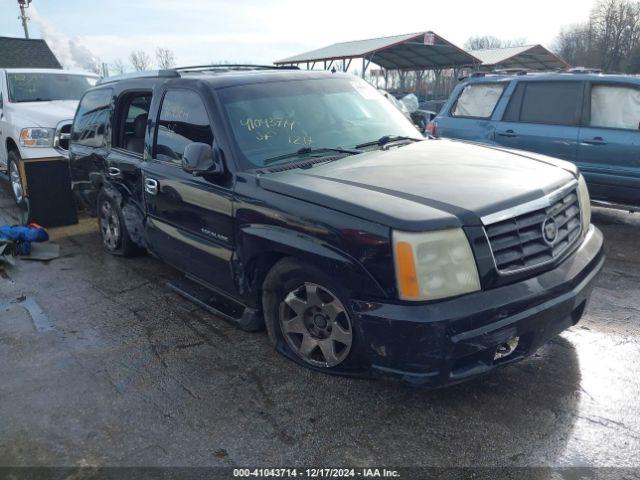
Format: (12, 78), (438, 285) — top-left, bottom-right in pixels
(470, 45), (570, 70)
(275, 31), (480, 70)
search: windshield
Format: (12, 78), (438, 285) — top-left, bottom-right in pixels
(7, 73), (97, 103)
(217, 76), (421, 168)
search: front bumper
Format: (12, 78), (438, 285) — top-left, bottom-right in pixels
(352, 225), (604, 387)
(17, 146), (68, 160)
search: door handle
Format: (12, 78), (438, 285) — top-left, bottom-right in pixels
(144, 178), (158, 195)
(581, 137), (607, 145)
(497, 129), (517, 138)
(107, 167), (122, 178)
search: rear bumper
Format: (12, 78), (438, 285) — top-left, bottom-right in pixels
(352, 225), (604, 387)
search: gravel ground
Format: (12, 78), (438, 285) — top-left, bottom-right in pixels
(0, 179), (639, 469)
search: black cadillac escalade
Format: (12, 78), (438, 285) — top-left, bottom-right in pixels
(69, 66), (604, 387)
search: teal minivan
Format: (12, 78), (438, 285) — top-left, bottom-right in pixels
(431, 73), (640, 209)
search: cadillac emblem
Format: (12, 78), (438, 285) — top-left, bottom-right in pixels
(542, 217), (558, 246)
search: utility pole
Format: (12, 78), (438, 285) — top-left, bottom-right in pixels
(17, 0), (32, 39)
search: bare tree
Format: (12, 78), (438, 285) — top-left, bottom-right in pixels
(155, 47), (176, 69)
(111, 58), (126, 75)
(129, 51), (152, 71)
(591, 0), (640, 70)
(554, 0), (640, 72)
(465, 36), (527, 51)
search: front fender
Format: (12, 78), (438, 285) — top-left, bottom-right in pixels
(237, 224), (387, 301)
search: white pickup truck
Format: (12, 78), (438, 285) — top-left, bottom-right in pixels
(0, 68), (99, 204)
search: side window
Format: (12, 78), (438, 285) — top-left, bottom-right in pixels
(72, 88), (112, 148)
(502, 83), (525, 122)
(114, 92), (152, 153)
(517, 82), (582, 126)
(590, 84), (640, 131)
(451, 83), (505, 119)
(155, 90), (213, 164)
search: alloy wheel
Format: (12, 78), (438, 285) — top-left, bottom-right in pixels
(99, 200), (121, 250)
(9, 161), (24, 204)
(279, 282), (353, 368)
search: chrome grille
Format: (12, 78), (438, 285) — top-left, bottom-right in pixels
(54, 121), (72, 153)
(484, 183), (582, 273)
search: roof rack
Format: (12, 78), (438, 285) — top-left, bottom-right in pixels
(567, 67), (603, 74)
(96, 64), (300, 85)
(97, 69), (179, 85)
(174, 64), (299, 73)
(491, 68), (532, 75)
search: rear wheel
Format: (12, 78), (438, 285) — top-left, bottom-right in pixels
(97, 190), (140, 256)
(262, 258), (358, 370)
(8, 150), (24, 205)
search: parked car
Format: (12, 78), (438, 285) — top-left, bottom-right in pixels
(0, 68), (99, 204)
(431, 72), (640, 209)
(411, 109), (437, 134)
(69, 67), (603, 387)
(380, 91), (436, 134)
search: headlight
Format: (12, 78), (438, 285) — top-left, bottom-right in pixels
(19, 128), (55, 147)
(577, 174), (591, 234)
(393, 228), (481, 301)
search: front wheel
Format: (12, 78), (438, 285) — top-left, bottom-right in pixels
(262, 258), (359, 370)
(8, 151), (25, 205)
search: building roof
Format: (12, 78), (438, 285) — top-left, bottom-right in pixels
(275, 32), (480, 70)
(470, 44), (570, 70)
(0, 36), (62, 69)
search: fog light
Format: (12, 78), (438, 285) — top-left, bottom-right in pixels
(494, 337), (519, 360)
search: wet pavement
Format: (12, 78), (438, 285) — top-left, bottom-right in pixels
(0, 180), (639, 469)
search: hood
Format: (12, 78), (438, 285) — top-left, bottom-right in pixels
(258, 139), (577, 231)
(6, 100), (79, 127)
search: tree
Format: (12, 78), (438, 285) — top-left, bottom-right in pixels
(129, 51), (152, 71)
(155, 47), (175, 69)
(111, 58), (126, 75)
(554, 0), (640, 71)
(464, 36), (527, 51)
(627, 44), (640, 72)
(591, 0), (640, 71)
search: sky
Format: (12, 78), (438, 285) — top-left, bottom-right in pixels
(0, 0), (596, 72)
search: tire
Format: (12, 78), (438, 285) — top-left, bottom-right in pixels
(262, 258), (362, 372)
(96, 189), (140, 257)
(7, 150), (25, 205)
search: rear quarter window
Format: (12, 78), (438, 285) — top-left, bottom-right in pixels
(590, 84), (640, 130)
(72, 88), (113, 148)
(451, 83), (505, 119)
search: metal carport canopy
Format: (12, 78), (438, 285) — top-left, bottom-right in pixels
(275, 31), (480, 70)
(470, 45), (570, 70)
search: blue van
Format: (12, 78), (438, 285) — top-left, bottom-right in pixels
(432, 73), (640, 209)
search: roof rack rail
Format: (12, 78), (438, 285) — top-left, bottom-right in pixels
(96, 64), (301, 85)
(567, 67), (603, 74)
(491, 68), (532, 75)
(97, 69), (179, 85)
(174, 64), (299, 72)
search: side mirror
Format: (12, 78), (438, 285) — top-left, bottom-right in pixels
(182, 142), (223, 176)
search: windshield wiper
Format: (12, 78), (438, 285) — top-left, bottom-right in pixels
(263, 146), (360, 166)
(355, 135), (423, 149)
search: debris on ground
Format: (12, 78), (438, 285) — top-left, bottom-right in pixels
(0, 224), (58, 264)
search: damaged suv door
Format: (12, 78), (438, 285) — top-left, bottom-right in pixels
(142, 87), (237, 294)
